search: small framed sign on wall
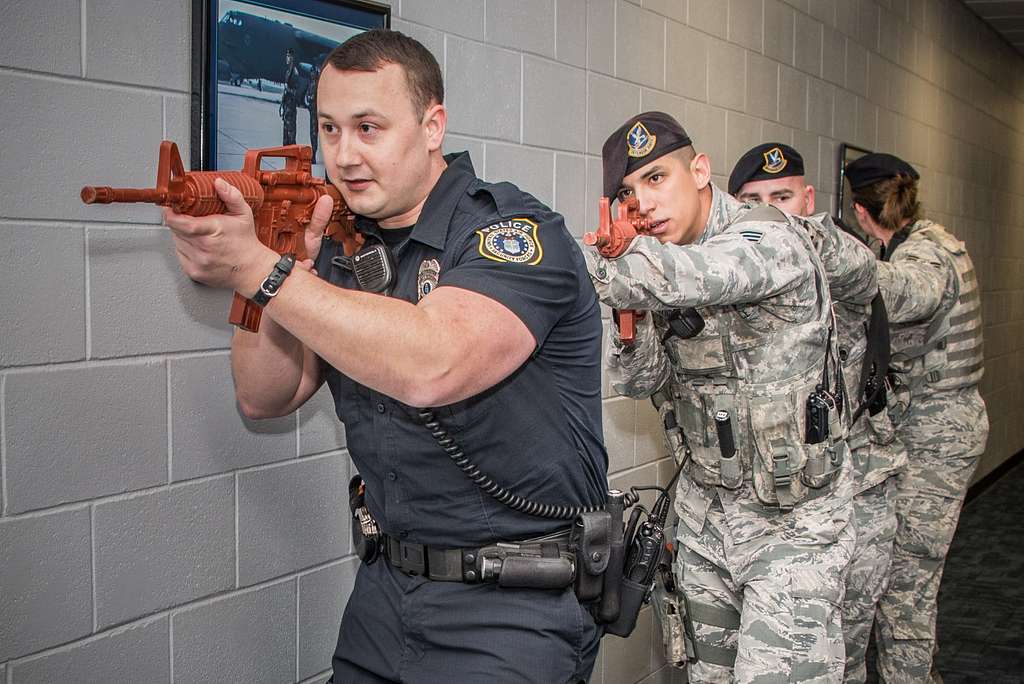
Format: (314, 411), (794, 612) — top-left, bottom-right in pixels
(190, 0), (390, 171)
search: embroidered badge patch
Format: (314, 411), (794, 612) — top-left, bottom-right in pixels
(627, 121), (657, 158)
(417, 258), (440, 300)
(761, 146), (788, 174)
(475, 218), (543, 265)
(739, 229), (764, 243)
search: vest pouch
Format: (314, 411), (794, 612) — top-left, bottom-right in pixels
(667, 326), (735, 377)
(749, 395), (810, 509)
(800, 440), (845, 489)
(674, 395), (721, 486)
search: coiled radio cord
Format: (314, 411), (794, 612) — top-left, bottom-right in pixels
(419, 408), (641, 520)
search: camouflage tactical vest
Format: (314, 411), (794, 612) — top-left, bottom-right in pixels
(890, 221), (984, 393)
(661, 206), (847, 510)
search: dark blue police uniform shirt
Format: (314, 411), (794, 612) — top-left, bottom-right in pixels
(315, 152), (608, 548)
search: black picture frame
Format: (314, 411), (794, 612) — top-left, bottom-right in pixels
(190, 0), (390, 171)
(836, 142), (872, 231)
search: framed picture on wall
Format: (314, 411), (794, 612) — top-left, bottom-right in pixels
(836, 142), (873, 238)
(191, 0), (390, 171)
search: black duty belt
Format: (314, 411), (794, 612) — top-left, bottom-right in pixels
(384, 530), (574, 585)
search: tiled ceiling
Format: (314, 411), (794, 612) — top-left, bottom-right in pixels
(963, 0), (1024, 53)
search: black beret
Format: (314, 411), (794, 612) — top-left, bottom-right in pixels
(844, 152), (919, 190)
(602, 111), (692, 199)
(727, 143), (805, 196)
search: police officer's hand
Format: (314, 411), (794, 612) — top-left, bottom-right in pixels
(303, 193), (334, 263)
(163, 178), (277, 295)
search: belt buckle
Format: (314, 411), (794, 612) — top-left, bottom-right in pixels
(398, 541), (427, 576)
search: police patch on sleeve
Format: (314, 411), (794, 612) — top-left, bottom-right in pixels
(475, 218), (543, 265)
(417, 258), (440, 300)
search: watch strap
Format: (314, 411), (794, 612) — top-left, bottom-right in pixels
(252, 253), (296, 307)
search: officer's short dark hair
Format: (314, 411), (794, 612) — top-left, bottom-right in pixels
(326, 29), (444, 117)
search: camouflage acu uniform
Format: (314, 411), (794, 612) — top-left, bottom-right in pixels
(281, 61), (301, 146)
(872, 220), (988, 683)
(589, 187), (870, 683)
(800, 214), (909, 684)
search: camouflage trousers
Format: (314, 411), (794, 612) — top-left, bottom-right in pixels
(874, 388), (988, 683)
(841, 477), (898, 683)
(674, 492), (855, 683)
(281, 104), (297, 146)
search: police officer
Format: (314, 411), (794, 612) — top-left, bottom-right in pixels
(164, 29), (605, 682)
(731, 143), (908, 683)
(280, 47), (300, 146)
(589, 113), (866, 682)
(845, 153), (988, 683)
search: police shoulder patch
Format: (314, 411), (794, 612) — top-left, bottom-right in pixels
(475, 218), (543, 265)
(739, 229), (764, 243)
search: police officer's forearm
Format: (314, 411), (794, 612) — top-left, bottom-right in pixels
(230, 316), (322, 418)
(262, 268), (533, 407)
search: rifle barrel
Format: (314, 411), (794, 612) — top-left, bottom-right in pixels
(80, 186), (166, 205)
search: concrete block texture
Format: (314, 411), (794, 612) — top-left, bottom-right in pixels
(556, 0), (587, 67)
(807, 77), (834, 136)
(604, 396), (637, 474)
(665, 21), (708, 101)
(778, 65), (802, 127)
(728, 0), (764, 53)
(687, 0), (727, 39)
(399, 0), (484, 40)
(4, 362), (167, 513)
(644, 0), (686, 22)
(616, 1), (666, 89)
(685, 100), (728, 170)
(297, 558), (359, 679)
(169, 354), (296, 481)
(0, 223), (85, 367)
(587, 73), (642, 155)
(93, 477), (235, 628)
(726, 111), (764, 172)
(821, 25), (845, 86)
(0, 508), (92, 661)
(171, 581), (296, 684)
(763, 0), (795, 65)
(523, 56), (587, 152)
(706, 39), (746, 110)
(298, 384), (347, 456)
(88, 228), (233, 358)
(555, 153), (588, 238)
(85, 0), (189, 90)
(445, 38), (521, 142)
(486, 0), (556, 58)
(587, 0), (615, 75)
(10, 617), (170, 684)
(484, 142), (555, 209)
(794, 12), (823, 77)
(0, 74), (163, 224)
(237, 453), (351, 586)
(746, 52), (779, 121)
(602, 606), (657, 683)
(0, 0), (80, 76)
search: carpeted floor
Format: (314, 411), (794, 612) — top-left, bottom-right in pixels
(866, 458), (1024, 683)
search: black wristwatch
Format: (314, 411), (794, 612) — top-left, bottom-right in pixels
(251, 253), (296, 307)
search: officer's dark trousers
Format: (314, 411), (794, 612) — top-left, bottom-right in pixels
(330, 557), (601, 683)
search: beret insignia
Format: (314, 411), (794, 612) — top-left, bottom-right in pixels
(627, 121), (657, 158)
(761, 147), (788, 174)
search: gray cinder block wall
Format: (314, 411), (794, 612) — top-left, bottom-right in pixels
(2, 1), (1023, 682)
